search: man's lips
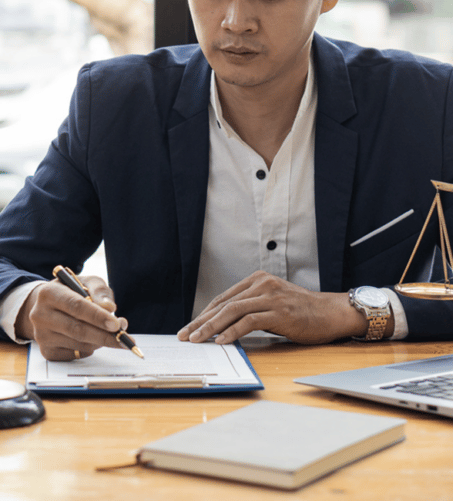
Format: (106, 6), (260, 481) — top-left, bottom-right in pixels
(218, 46), (261, 63)
(220, 46), (258, 55)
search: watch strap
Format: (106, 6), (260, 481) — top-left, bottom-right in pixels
(362, 312), (390, 340)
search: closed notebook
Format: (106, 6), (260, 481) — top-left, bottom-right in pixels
(136, 401), (406, 490)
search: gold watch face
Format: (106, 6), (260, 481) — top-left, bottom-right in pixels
(355, 286), (388, 308)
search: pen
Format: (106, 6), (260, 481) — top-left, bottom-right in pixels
(52, 265), (144, 359)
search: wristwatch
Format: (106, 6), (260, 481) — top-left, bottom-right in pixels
(348, 286), (390, 341)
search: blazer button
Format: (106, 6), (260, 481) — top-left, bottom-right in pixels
(256, 169), (266, 180)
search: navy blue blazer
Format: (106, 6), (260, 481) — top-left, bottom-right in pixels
(1, 33), (453, 341)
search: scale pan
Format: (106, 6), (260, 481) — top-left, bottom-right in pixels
(395, 282), (453, 300)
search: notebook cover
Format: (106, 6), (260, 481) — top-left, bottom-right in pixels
(137, 401), (406, 489)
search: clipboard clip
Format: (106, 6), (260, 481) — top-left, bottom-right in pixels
(86, 375), (208, 389)
(32, 375), (209, 389)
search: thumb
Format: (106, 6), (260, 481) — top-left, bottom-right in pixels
(82, 275), (117, 313)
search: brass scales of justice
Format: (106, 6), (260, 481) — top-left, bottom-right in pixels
(395, 180), (453, 300)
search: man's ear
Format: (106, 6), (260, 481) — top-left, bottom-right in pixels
(321, 0), (339, 14)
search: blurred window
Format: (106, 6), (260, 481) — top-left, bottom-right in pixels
(0, 0), (93, 97)
(317, 0), (453, 63)
(0, 0), (113, 209)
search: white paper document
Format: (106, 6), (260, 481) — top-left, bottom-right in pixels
(27, 334), (260, 389)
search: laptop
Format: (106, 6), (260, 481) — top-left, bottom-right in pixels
(294, 354), (453, 418)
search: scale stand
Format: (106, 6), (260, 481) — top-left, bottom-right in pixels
(395, 180), (453, 299)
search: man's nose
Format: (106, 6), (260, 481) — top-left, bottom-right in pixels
(221, 0), (259, 34)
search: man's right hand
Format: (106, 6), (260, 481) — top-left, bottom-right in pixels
(15, 275), (128, 361)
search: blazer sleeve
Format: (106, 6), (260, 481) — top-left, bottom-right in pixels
(0, 64), (103, 341)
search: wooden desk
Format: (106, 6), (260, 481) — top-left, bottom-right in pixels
(1, 337), (453, 501)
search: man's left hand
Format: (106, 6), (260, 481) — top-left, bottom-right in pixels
(177, 271), (368, 344)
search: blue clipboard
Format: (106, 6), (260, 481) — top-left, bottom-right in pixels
(26, 339), (264, 397)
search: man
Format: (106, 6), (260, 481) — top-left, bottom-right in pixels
(0, 0), (453, 361)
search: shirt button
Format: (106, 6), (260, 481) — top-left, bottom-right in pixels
(267, 240), (277, 250)
(256, 169), (266, 180)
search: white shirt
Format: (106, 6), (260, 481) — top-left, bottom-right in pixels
(193, 62), (320, 317)
(0, 59), (408, 341)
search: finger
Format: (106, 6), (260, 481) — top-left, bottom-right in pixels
(197, 276), (256, 317)
(34, 322), (120, 351)
(214, 311), (274, 344)
(82, 276), (117, 313)
(118, 316), (128, 332)
(186, 298), (268, 343)
(178, 279), (266, 341)
(177, 306), (220, 341)
(33, 314), (123, 351)
(178, 294), (250, 341)
(48, 282), (121, 334)
(40, 345), (95, 362)
(178, 276), (265, 341)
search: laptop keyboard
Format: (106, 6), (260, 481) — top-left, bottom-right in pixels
(380, 373), (453, 401)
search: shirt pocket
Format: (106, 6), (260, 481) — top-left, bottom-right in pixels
(349, 208), (424, 266)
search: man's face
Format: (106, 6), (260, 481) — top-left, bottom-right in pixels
(188, 0), (337, 90)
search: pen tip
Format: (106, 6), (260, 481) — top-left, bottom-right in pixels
(132, 346), (145, 359)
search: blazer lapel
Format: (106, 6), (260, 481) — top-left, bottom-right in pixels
(168, 49), (211, 323)
(313, 34), (359, 292)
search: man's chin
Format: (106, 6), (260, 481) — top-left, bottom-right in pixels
(215, 72), (270, 89)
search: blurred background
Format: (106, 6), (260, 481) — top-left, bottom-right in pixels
(0, 0), (452, 276)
